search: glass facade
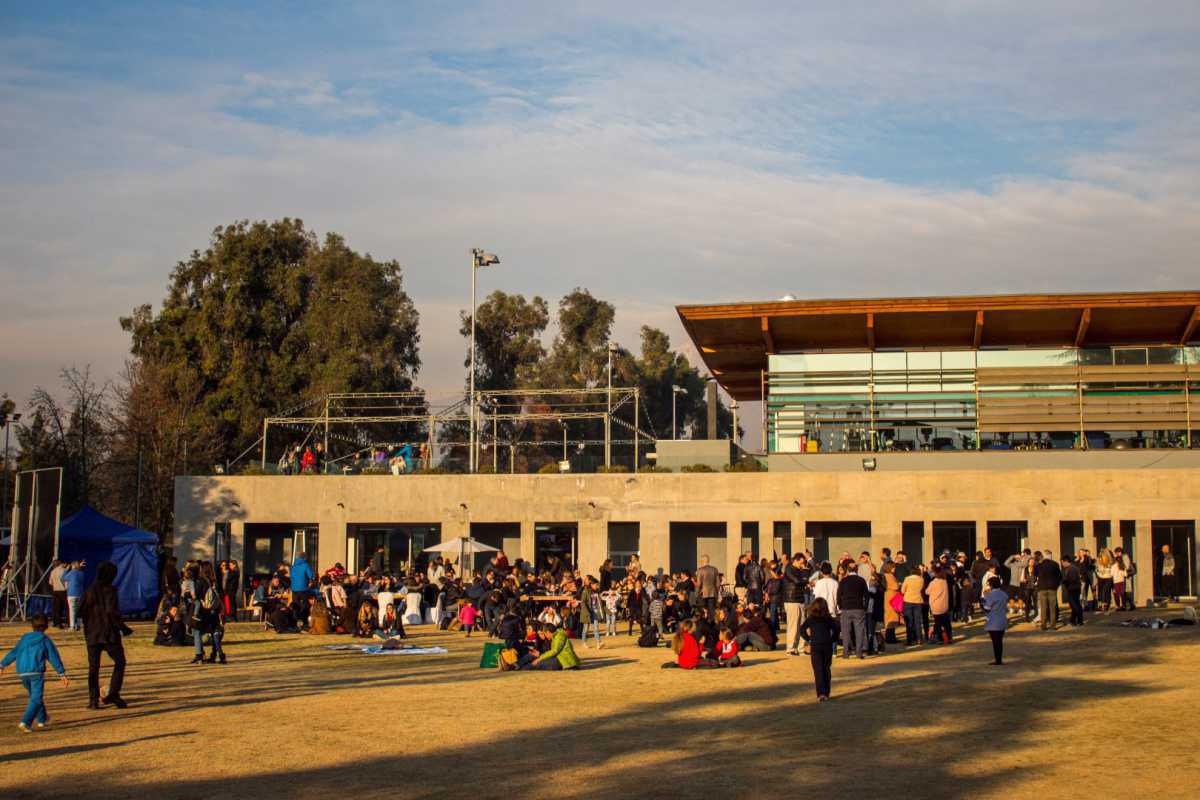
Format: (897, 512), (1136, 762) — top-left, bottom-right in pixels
(768, 346), (1200, 454)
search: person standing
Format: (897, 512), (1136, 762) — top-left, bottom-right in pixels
(900, 566), (926, 645)
(1061, 556), (1084, 627)
(80, 561), (132, 709)
(1004, 549), (1031, 616)
(48, 561), (68, 629)
(695, 555), (719, 619)
(743, 555), (764, 606)
(812, 563), (839, 617)
(64, 561), (86, 632)
(799, 597), (840, 701)
(835, 565), (868, 659)
(981, 576), (1009, 665)
(1033, 552), (1062, 631)
(927, 566), (953, 644)
(780, 555), (807, 655)
(290, 551), (314, 626)
(1157, 545), (1178, 602)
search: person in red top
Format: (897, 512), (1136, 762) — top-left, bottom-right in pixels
(300, 447), (316, 473)
(717, 627), (742, 667)
(670, 619), (719, 669)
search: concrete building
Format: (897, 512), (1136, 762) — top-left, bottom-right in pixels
(174, 290), (1200, 604)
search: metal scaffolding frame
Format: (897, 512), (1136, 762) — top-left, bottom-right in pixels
(260, 387), (656, 473)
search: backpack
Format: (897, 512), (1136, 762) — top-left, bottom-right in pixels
(637, 628), (659, 648)
(200, 584), (221, 612)
(1126, 561), (1137, 577)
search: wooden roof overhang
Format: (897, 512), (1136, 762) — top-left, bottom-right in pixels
(677, 291), (1200, 401)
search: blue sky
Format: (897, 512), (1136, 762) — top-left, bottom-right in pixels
(2, 2), (1199, 417)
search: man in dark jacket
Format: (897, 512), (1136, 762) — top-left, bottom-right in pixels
(1060, 556), (1084, 626)
(743, 557), (764, 606)
(835, 569), (869, 659)
(781, 558), (808, 655)
(1033, 552), (1062, 631)
(80, 561), (133, 709)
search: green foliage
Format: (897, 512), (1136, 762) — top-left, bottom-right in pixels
(121, 219), (421, 467)
(537, 461), (562, 474)
(680, 463), (716, 473)
(638, 464), (672, 473)
(724, 457), (766, 472)
(595, 464), (630, 473)
(460, 290), (549, 390)
(240, 463), (268, 475)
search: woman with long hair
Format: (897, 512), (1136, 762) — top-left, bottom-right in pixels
(1095, 549), (1114, 611)
(799, 597), (840, 701)
(881, 561), (901, 644)
(670, 618), (719, 669)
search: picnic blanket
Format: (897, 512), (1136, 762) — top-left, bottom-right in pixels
(323, 643), (448, 655)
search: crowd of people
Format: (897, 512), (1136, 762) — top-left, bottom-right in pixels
(1, 537), (1179, 733)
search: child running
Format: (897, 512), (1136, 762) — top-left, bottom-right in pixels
(1, 613), (70, 733)
(799, 597), (840, 702)
(459, 600), (479, 637)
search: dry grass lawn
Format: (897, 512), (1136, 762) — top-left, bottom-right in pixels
(1, 609), (1198, 799)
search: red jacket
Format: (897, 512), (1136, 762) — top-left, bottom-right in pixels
(677, 633), (701, 669)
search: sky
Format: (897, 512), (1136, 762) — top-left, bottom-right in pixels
(2, 2), (1199, 445)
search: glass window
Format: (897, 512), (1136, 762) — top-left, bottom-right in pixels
(1147, 347), (1184, 365)
(1078, 348), (1111, 366)
(977, 348), (1075, 367)
(1113, 348), (1148, 366)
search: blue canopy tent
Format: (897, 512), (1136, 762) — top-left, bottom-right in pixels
(59, 506), (160, 616)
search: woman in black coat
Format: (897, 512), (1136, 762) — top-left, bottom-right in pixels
(80, 560), (133, 709)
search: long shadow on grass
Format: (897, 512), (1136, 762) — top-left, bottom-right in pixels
(0, 731), (191, 764)
(11, 621), (1186, 800)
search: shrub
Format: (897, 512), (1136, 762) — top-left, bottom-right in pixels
(596, 464), (630, 473)
(681, 463), (716, 473)
(240, 463), (267, 476)
(724, 457), (766, 472)
(537, 462), (562, 475)
(638, 465), (672, 473)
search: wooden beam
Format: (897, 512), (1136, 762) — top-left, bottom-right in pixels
(972, 310), (984, 348)
(1180, 305), (1200, 344)
(1074, 307), (1092, 348)
(761, 316), (776, 354)
(866, 312), (875, 350)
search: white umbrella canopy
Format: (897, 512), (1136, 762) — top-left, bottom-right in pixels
(422, 536), (500, 577)
(422, 536), (499, 555)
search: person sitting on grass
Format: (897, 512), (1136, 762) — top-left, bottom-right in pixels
(666, 619), (720, 669)
(154, 605), (186, 646)
(717, 627), (742, 667)
(734, 607), (777, 651)
(1, 613), (69, 733)
(526, 624), (580, 671)
(307, 596), (332, 635)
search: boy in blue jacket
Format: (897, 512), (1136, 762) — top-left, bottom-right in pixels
(1, 613), (69, 732)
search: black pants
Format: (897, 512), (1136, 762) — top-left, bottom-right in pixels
(1066, 588), (1084, 625)
(51, 591), (68, 627)
(87, 641), (127, 703)
(988, 630), (1004, 664)
(703, 597), (716, 619)
(932, 612), (953, 643)
(810, 643), (833, 698)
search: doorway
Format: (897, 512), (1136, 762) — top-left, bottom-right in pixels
(669, 522), (726, 576)
(471, 523), (520, 574)
(244, 523), (318, 579)
(348, 524), (441, 574)
(1152, 521), (1196, 598)
(808, 522), (872, 566)
(607, 522), (640, 579)
(535, 523), (577, 574)
(932, 522), (975, 559)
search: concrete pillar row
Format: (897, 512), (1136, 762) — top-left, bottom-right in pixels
(757, 519), (775, 563)
(1134, 519), (1154, 607)
(725, 520), (743, 587)
(640, 519), (670, 577)
(519, 520), (536, 568)
(577, 518), (607, 578)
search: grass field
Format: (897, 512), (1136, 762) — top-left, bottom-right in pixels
(1, 609), (1198, 800)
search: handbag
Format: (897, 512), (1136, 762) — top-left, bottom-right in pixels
(888, 592), (904, 614)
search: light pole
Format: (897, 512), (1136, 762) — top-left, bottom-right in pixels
(468, 248), (500, 473)
(730, 400), (739, 448)
(672, 385), (685, 440)
(0, 411), (20, 529)
(605, 341), (616, 468)
(560, 418), (568, 462)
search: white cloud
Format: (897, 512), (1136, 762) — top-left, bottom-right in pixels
(1, 2), (1199, 428)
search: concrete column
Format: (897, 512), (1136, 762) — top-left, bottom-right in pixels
(231, 520), (246, 568)
(1028, 514), (1058, 559)
(519, 519), (536, 567)
(757, 519), (775, 562)
(316, 514), (346, 573)
(921, 520), (933, 565)
(1082, 517), (1098, 556)
(1135, 519), (1154, 607)
(578, 518), (607, 577)
(792, 514), (808, 554)
(640, 519), (670, 576)
(871, 517), (903, 562)
(725, 520), (742, 587)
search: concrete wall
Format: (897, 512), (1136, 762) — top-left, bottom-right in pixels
(174, 463), (1200, 605)
(654, 439), (732, 471)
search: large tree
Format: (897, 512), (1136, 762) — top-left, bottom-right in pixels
(460, 290), (549, 390)
(121, 219), (421, 469)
